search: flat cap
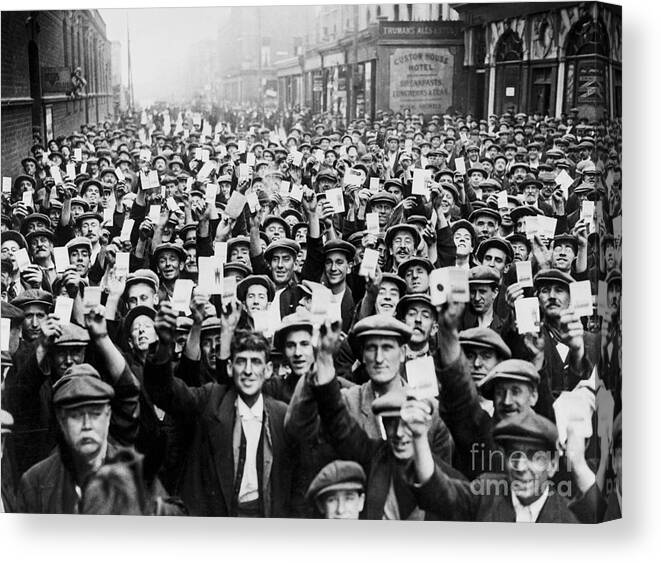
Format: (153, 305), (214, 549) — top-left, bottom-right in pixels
(397, 257), (433, 278)
(263, 216), (291, 239)
(201, 316), (221, 333)
(469, 265), (501, 285)
(123, 305), (156, 334)
(125, 268), (160, 291)
(379, 273), (407, 296)
(10, 289), (53, 310)
(306, 460), (366, 502)
(273, 311), (315, 351)
(371, 388), (408, 418)
(395, 293), (434, 319)
(53, 323), (91, 347)
(459, 327), (511, 358)
(66, 236), (92, 253)
(52, 368), (114, 409)
(509, 205), (542, 224)
(368, 192), (397, 208)
(469, 207), (501, 224)
(533, 268), (575, 288)
(385, 224), (421, 249)
(553, 234), (579, 252)
(506, 232), (532, 251)
(237, 274), (275, 303)
(492, 411), (558, 451)
(478, 359), (541, 399)
(351, 314), (412, 343)
(451, 219), (478, 248)
(25, 228), (55, 245)
(152, 242), (186, 262)
(228, 235), (251, 252)
(475, 237), (514, 263)
(323, 240), (356, 261)
(264, 238), (301, 261)
(605, 268), (622, 286)
(223, 261), (252, 278)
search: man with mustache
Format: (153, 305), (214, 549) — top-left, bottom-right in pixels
(385, 224), (420, 273)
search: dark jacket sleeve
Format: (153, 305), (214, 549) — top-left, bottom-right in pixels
(108, 363), (141, 447)
(411, 463), (479, 521)
(300, 235), (324, 282)
(435, 225), (457, 268)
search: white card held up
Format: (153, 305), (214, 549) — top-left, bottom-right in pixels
(515, 297), (540, 334)
(221, 276), (237, 304)
(214, 242), (228, 263)
(447, 267), (470, 302)
(343, 170), (363, 187)
(406, 356), (439, 399)
(22, 190), (33, 208)
(120, 218), (134, 242)
(148, 204), (161, 224)
(53, 247), (70, 273)
(73, 148), (83, 161)
(16, 248), (31, 271)
(148, 171), (160, 189)
(289, 184), (304, 203)
(205, 183), (218, 203)
(166, 197), (179, 212)
(225, 191), (247, 219)
(279, 180), (291, 196)
(1, 318), (10, 352)
(496, 190), (509, 209)
(194, 148), (203, 161)
(246, 152), (256, 166)
(2, 177), (11, 194)
(50, 166), (63, 186)
(54, 296), (74, 323)
(553, 391), (593, 444)
(114, 252), (130, 279)
(237, 140), (247, 153)
(411, 169), (431, 197)
(325, 187), (345, 213)
(524, 215), (539, 241)
(80, 162), (88, 174)
(197, 257), (224, 294)
(555, 169), (574, 199)
(172, 279), (195, 312)
(359, 248), (379, 278)
(84, 286), (103, 309)
(570, 280), (593, 317)
(290, 150), (304, 167)
(454, 157), (466, 175)
(537, 216), (557, 241)
(238, 163), (250, 179)
(515, 261), (533, 287)
(115, 167), (125, 182)
(404, 139), (414, 153)
(429, 268), (448, 306)
(369, 177), (381, 193)
(201, 149), (210, 162)
(246, 191), (260, 212)
(310, 283), (332, 317)
(365, 212), (380, 235)
(252, 309), (276, 338)
(580, 201), (595, 223)
(66, 163), (76, 180)
(139, 148), (152, 161)
(196, 161), (215, 180)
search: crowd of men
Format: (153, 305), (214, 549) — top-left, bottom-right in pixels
(0, 103), (622, 522)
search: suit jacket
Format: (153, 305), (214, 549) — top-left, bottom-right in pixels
(144, 353), (294, 517)
(412, 465), (605, 523)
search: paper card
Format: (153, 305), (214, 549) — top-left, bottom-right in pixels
(53, 247), (70, 273)
(412, 169), (431, 197)
(290, 150), (304, 167)
(515, 261), (534, 288)
(555, 169), (573, 199)
(197, 161), (215, 180)
(570, 280), (593, 317)
(343, 170), (363, 187)
(310, 283), (332, 317)
(1, 318), (10, 351)
(580, 201), (595, 224)
(120, 218), (134, 242)
(252, 309), (275, 337)
(246, 191), (260, 212)
(172, 280), (194, 314)
(537, 216), (557, 241)
(359, 248), (379, 278)
(596, 386), (615, 441)
(66, 163), (76, 179)
(406, 356), (439, 399)
(369, 177), (381, 193)
(225, 191), (247, 219)
(597, 280), (609, 317)
(553, 391), (593, 444)
(514, 297), (541, 334)
(2, 177), (11, 194)
(524, 215), (539, 241)
(194, 148), (203, 161)
(221, 276), (237, 304)
(197, 257), (224, 294)
(114, 167), (125, 183)
(50, 166), (63, 185)
(325, 187), (345, 213)
(73, 148), (83, 161)
(314, 149), (325, 162)
(54, 296), (74, 323)
(148, 204), (161, 224)
(166, 197), (179, 212)
(454, 157), (466, 175)
(205, 183), (218, 203)
(237, 140), (247, 154)
(365, 212), (380, 235)
(80, 162), (88, 174)
(214, 242), (228, 263)
(246, 153), (256, 166)
(83, 286), (102, 312)
(497, 190), (509, 209)
(279, 180), (291, 196)
(140, 172), (150, 191)
(201, 149), (211, 163)
(238, 163), (250, 180)
(139, 148), (152, 161)
(429, 268), (449, 306)
(14, 243), (34, 268)
(447, 267), (470, 302)
(148, 171), (160, 189)
(22, 190), (33, 208)
(289, 184), (304, 203)
(114, 252), (130, 279)
(404, 139), (414, 153)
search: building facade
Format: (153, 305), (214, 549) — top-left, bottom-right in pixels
(1, 10), (112, 177)
(454, 1), (622, 120)
(275, 3), (464, 121)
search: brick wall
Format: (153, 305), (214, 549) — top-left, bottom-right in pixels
(1, 105), (33, 178)
(1, 12), (31, 100)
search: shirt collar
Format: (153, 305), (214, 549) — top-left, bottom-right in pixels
(237, 394), (264, 422)
(511, 484), (550, 522)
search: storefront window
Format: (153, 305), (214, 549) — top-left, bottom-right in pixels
(494, 29), (523, 114)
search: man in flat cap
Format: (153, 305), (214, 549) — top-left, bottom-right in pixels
(306, 460), (366, 519)
(460, 265), (507, 334)
(408, 410), (603, 522)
